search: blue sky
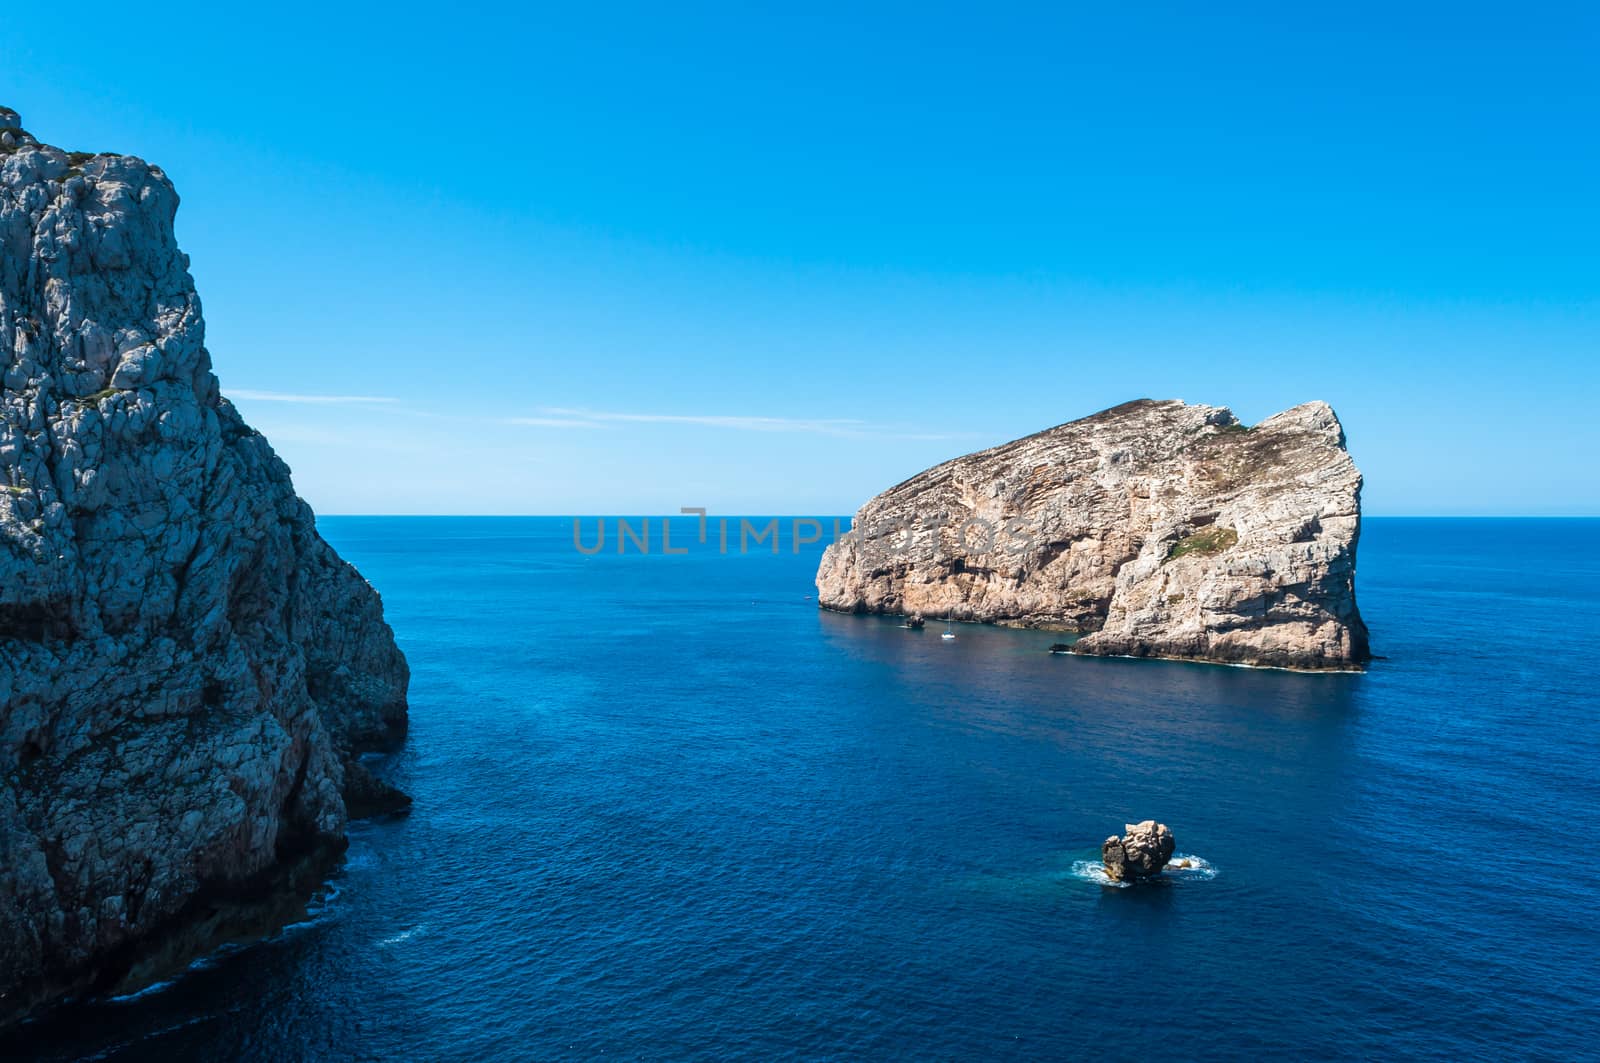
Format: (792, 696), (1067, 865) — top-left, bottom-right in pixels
(5, 2), (1596, 514)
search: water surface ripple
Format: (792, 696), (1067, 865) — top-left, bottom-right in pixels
(7, 517), (1597, 1060)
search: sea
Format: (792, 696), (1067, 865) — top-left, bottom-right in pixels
(5, 516), (1598, 1061)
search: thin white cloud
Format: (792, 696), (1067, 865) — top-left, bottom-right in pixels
(229, 389), (400, 405)
(503, 416), (610, 429)
(539, 407), (868, 436)
(227, 393), (977, 443)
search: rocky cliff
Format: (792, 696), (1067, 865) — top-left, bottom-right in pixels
(816, 399), (1369, 670)
(0, 108), (409, 1024)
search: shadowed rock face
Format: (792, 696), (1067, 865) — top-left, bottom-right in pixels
(816, 398), (1369, 670)
(1102, 821), (1176, 882)
(0, 110), (409, 1024)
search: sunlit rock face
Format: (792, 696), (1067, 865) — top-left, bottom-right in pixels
(0, 108), (409, 1025)
(816, 398), (1369, 670)
(1102, 821), (1176, 882)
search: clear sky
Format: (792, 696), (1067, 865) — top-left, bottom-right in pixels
(5, 3), (1596, 515)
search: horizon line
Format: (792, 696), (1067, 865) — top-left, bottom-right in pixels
(308, 512), (1600, 520)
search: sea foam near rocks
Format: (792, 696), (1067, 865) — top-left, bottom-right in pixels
(1070, 854), (1217, 887)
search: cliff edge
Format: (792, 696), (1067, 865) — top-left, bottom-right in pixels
(0, 108), (409, 1024)
(816, 398), (1369, 670)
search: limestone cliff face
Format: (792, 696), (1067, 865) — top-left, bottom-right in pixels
(816, 398), (1369, 670)
(0, 109), (409, 1023)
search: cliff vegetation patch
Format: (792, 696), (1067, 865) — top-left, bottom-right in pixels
(1164, 526), (1239, 563)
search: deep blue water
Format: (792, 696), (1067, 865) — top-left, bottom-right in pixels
(8, 517), (1599, 1061)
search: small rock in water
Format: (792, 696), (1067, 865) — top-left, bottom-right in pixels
(1101, 820), (1176, 882)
